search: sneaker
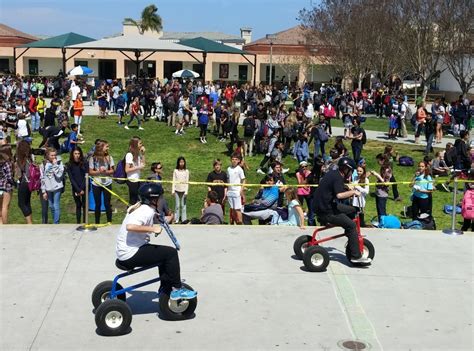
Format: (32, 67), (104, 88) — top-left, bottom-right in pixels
(441, 183), (450, 192)
(124, 125), (129, 130)
(351, 256), (372, 264)
(256, 168), (265, 175)
(175, 129), (179, 134)
(138, 127), (144, 130)
(282, 168), (290, 174)
(170, 288), (197, 300)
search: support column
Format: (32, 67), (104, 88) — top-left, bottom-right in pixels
(202, 52), (207, 82)
(61, 48), (66, 75)
(134, 50), (141, 77)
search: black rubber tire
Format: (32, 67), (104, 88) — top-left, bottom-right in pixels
(293, 235), (313, 259)
(159, 283), (197, 321)
(345, 238), (375, 267)
(303, 246), (330, 272)
(95, 299), (132, 336)
(92, 281), (126, 309)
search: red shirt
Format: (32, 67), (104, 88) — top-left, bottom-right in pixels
(29, 97), (37, 113)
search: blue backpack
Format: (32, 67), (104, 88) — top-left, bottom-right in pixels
(399, 156), (414, 167)
(373, 215), (401, 229)
(402, 220), (423, 229)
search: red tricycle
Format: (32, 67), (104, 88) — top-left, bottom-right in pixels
(293, 215), (375, 272)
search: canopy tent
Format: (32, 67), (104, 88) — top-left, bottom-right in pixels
(179, 37), (257, 84)
(66, 35), (203, 77)
(15, 32), (95, 74)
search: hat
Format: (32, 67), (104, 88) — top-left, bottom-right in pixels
(299, 161), (308, 167)
(358, 158), (366, 165)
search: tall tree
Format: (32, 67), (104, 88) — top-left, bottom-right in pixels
(393, 0), (450, 99)
(124, 4), (163, 35)
(439, 0), (474, 97)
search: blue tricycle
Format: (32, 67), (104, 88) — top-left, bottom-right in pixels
(91, 215), (197, 336)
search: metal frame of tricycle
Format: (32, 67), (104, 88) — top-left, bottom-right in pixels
(110, 264), (161, 299)
(308, 216), (364, 252)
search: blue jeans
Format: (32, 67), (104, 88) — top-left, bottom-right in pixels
(174, 192), (187, 223)
(375, 196), (387, 221)
(32, 112), (41, 131)
(314, 140), (326, 158)
(47, 189), (62, 224)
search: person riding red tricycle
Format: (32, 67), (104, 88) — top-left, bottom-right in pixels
(294, 157), (375, 272)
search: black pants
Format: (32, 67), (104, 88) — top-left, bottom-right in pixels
(461, 219), (474, 231)
(259, 155), (271, 169)
(92, 184), (112, 224)
(390, 175), (399, 199)
(40, 190), (48, 224)
(119, 244), (181, 292)
(199, 123), (208, 137)
(352, 143), (363, 163)
(326, 118), (332, 135)
(319, 207), (360, 259)
(412, 196), (431, 220)
(375, 196), (387, 220)
(73, 192), (85, 224)
(126, 180), (141, 205)
(17, 181), (32, 217)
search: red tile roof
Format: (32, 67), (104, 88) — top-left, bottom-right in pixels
(0, 23), (37, 41)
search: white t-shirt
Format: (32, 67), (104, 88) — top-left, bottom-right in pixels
(116, 204), (155, 261)
(112, 86), (120, 99)
(70, 85), (80, 101)
(125, 152), (142, 180)
(226, 165), (245, 197)
(17, 119), (29, 137)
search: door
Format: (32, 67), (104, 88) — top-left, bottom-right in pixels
(29, 59), (38, 76)
(238, 65), (248, 82)
(265, 65), (275, 84)
(98, 60), (116, 80)
(144, 61), (156, 78)
(163, 61), (183, 80)
(192, 64), (204, 79)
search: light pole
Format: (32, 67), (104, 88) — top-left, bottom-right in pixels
(266, 34), (276, 85)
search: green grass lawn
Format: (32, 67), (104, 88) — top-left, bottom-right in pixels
(6, 115), (462, 229)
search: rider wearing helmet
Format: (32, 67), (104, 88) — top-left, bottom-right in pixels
(115, 183), (197, 300)
(313, 157), (371, 264)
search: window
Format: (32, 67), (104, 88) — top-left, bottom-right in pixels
(75, 60), (88, 67)
(0, 59), (9, 73)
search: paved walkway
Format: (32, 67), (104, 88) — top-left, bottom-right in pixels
(1, 225), (472, 350)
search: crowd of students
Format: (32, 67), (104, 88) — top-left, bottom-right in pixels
(0, 74), (473, 230)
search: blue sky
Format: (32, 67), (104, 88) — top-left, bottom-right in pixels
(0, 0), (315, 41)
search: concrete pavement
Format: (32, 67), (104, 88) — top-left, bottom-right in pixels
(1, 225), (472, 350)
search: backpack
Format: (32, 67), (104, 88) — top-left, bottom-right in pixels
(380, 215), (401, 229)
(399, 156), (414, 167)
(112, 158), (127, 184)
(324, 105), (336, 118)
(461, 189), (474, 220)
(27, 163), (41, 192)
(402, 220), (423, 229)
(443, 204), (462, 215)
(418, 214), (436, 230)
(243, 119), (256, 137)
(410, 112), (417, 129)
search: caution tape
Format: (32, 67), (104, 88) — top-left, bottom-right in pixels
(90, 177), (130, 205)
(89, 175), (473, 188)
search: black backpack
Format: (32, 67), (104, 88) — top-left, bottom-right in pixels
(361, 129), (367, 144)
(243, 118), (256, 137)
(444, 147), (457, 167)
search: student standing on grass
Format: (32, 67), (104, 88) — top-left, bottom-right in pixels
(352, 166), (369, 227)
(88, 140), (114, 224)
(13, 140), (34, 224)
(124, 97), (144, 130)
(226, 153), (246, 224)
(172, 156), (189, 224)
(73, 94), (84, 135)
(198, 102), (210, 144)
(206, 159), (228, 214)
(0, 145), (13, 224)
(410, 161), (434, 220)
(40, 147), (64, 224)
(66, 146), (87, 224)
(370, 162), (392, 221)
(125, 137), (146, 205)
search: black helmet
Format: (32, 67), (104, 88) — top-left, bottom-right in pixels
(338, 157), (357, 172)
(138, 183), (163, 205)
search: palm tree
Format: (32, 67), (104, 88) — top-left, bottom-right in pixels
(124, 4), (163, 34)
